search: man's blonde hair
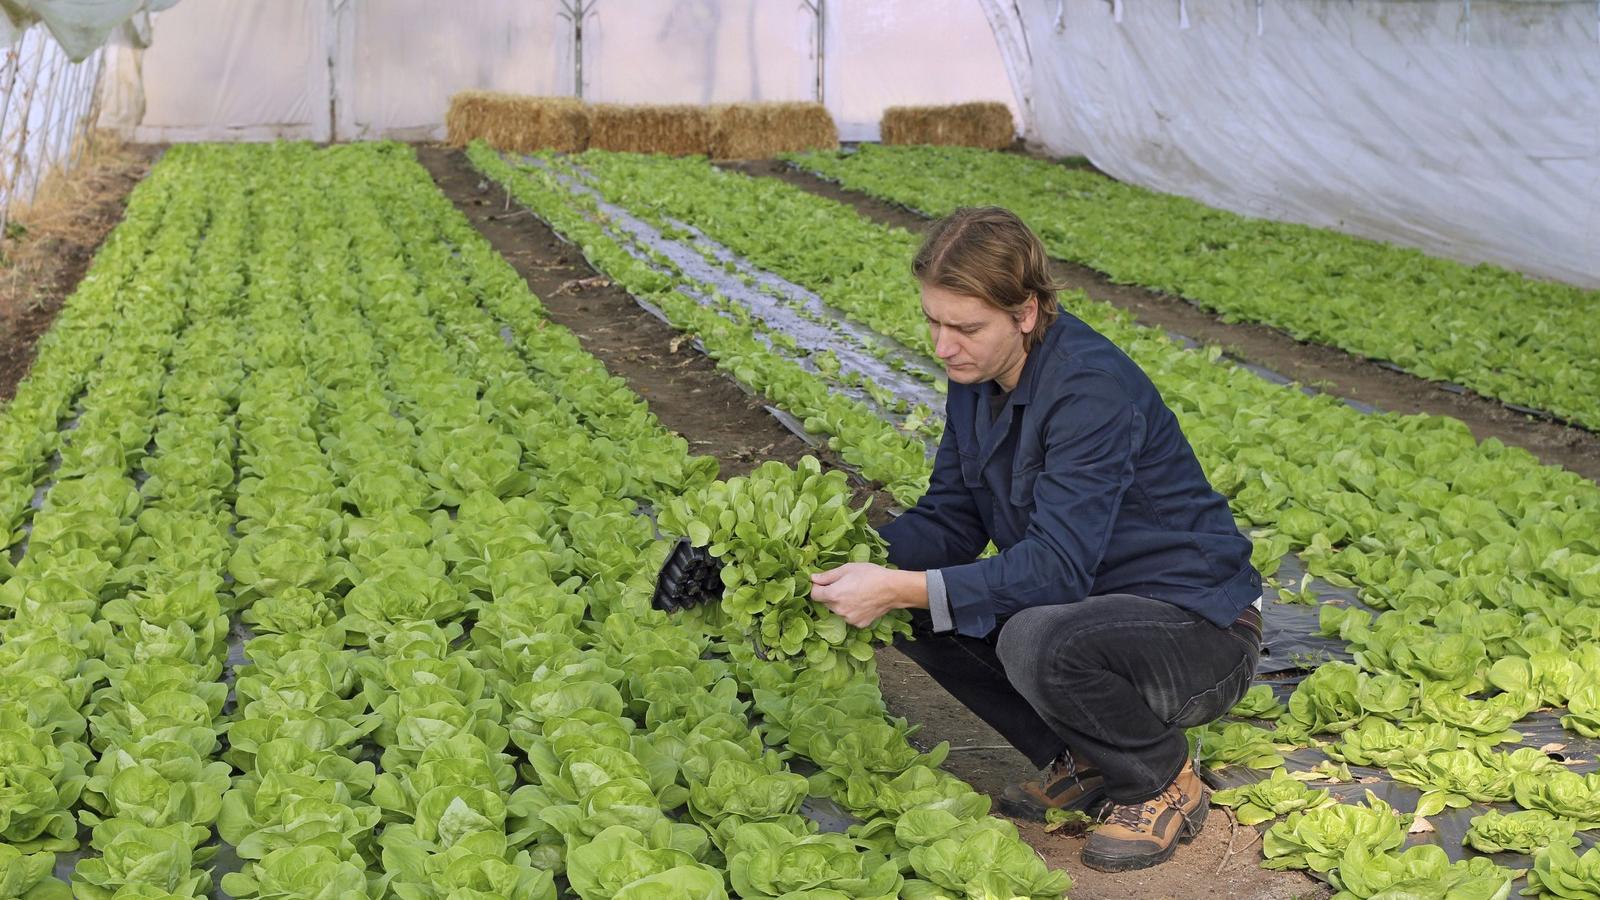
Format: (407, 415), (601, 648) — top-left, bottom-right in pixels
(912, 206), (1063, 351)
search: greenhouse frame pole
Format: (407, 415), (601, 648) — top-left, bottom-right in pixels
(26, 53), (72, 207)
(59, 52), (94, 170)
(6, 39), (49, 220)
(0, 46), (18, 241)
(559, 0), (598, 100)
(70, 49), (107, 171)
(800, 0), (825, 104)
(0, 46), (21, 155)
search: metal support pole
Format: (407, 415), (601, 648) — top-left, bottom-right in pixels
(7, 37), (49, 219)
(70, 49), (106, 171)
(52, 57), (86, 165)
(68, 55), (95, 158)
(0, 47), (18, 240)
(0, 46), (22, 154)
(558, 0), (598, 100)
(26, 53), (69, 206)
(799, 0), (825, 104)
(814, 0), (824, 105)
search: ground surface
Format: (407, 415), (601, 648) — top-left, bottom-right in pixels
(22, 140), (1564, 897)
(419, 145), (1331, 899)
(725, 160), (1600, 483)
(0, 144), (158, 402)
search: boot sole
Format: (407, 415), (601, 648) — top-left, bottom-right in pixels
(1079, 793), (1210, 873)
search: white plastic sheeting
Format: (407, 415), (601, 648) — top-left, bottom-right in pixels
(107, 0), (327, 142)
(583, 3), (813, 106)
(995, 0), (1600, 287)
(342, 1), (569, 141)
(824, 3), (1020, 141)
(0, 24), (106, 223)
(0, 0), (171, 220)
(1, 0), (178, 61)
(98, 0), (1020, 144)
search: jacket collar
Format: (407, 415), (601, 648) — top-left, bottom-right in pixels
(974, 313), (1063, 470)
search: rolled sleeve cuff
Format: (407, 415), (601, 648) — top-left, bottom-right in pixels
(939, 559), (1000, 639)
(926, 569), (955, 634)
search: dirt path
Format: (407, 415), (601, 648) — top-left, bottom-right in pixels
(725, 160), (1600, 484)
(420, 144), (1328, 900)
(419, 148), (830, 478)
(0, 144), (159, 402)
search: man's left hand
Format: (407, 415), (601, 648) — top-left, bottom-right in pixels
(809, 563), (925, 628)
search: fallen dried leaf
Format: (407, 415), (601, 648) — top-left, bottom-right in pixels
(1541, 743), (1568, 754)
(1408, 815), (1435, 834)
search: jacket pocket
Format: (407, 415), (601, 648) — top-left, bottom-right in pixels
(959, 451), (985, 489)
(1010, 461), (1043, 508)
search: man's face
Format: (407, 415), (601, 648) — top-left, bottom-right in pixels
(920, 283), (1034, 387)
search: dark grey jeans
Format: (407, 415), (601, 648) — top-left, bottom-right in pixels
(894, 593), (1261, 803)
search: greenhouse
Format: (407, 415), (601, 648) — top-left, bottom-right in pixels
(0, 1), (1597, 898)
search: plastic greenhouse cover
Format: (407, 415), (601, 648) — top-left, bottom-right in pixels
(988, 0), (1600, 287)
(2, 0), (177, 60)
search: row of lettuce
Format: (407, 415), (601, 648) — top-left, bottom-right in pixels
(0, 142), (1071, 899)
(1, 148), (239, 899)
(787, 144), (1600, 432)
(469, 144), (1600, 896)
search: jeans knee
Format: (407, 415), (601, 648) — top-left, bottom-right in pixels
(996, 606), (1056, 690)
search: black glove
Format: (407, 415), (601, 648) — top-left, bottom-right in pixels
(652, 538), (725, 613)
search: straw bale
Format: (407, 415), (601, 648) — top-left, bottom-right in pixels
(586, 104), (714, 156)
(880, 102), (1016, 149)
(708, 102), (838, 159)
(445, 92), (587, 153)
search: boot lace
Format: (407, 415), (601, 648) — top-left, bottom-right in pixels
(1100, 782), (1183, 829)
(1046, 752), (1077, 781)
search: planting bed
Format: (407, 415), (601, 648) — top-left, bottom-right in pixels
(0, 142), (1078, 900)
(727, 159), (1600, 484)
(422, 146), (1333, 899)
(463, 144), (1600, 898)
(6, 138), (1600, 899)
(788, 145), (1600, 434)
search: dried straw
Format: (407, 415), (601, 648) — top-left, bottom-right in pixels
(586, 103), (714, 156)
(445, 92), (587, 153)
(709, 102), (838, 159)
(880, 102), (1016, 149)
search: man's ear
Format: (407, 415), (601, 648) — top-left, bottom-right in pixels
(1019, 294), (1039, 335)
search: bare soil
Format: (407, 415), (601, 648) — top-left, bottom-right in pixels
(413, 145), (898, 521)
(878, 647), (1330, 899)
(422, 144), (1328, 899)
(0, 143), (158, 402)
(724, 160), (1600, 484)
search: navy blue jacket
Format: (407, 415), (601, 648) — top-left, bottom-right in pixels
(880, 308), (1260, 639)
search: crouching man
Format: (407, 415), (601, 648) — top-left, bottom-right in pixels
(809, 207), (1262, 873)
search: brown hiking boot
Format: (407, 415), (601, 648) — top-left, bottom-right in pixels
(1080, 759), (1208, 872)
(998, 750), (1107, 822)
